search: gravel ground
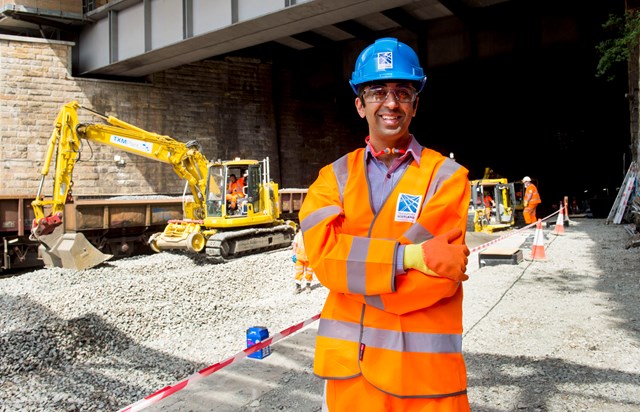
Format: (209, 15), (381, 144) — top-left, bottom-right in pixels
(1, 218), (639, 411)
(463, 219), (640, 411)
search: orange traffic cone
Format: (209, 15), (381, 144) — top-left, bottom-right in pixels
(552, 204), (565, 236)
(529, 219), (547, 261)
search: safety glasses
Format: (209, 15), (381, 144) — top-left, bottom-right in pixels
(362, 85), (417, 103)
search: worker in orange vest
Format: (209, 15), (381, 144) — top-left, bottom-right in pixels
(292, 229), (314, 294)
(483, 192), (495, 221)
(299, 38), (471, 411)
(522, 176), (541, 224)
(235, 173), (245, 191)
(225, 174), (245, 211)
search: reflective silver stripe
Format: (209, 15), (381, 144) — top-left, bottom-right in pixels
(423, 157), (461, 209)
(317, 318), (360, 342)
(332, 154), (349, 205)
(364, 294), (384, 310)
(363, 327), (462, 354)
(402, 223), (433, 244)
(363, 151), (377, 216)
(363, 244), (397, 308)
(318, 319), (462, 354)
(301, 205), (342, 233)
(346, 237), (370, 294)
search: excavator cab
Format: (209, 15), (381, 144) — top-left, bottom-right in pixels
(469, 179), (517, 233)
(207, 160), (256, 217)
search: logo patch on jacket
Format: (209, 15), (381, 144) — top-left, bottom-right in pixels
(395, 193), (422, 223)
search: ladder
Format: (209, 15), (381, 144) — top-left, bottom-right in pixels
(606, 161), (638, 224)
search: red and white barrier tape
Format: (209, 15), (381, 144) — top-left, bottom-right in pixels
(468, 206), (563, 254)
(469, 222), (535, 254)
(118, 313), (321, 412)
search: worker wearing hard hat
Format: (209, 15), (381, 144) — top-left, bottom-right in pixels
(299, 38), (471, 410)
(522, 176), (541, 224)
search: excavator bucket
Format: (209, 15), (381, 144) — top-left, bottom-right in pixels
(36, 227), (112, 270)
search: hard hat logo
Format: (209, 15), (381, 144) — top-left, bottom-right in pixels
(350, 37), (427, 94)
(377, 52), (393, 70)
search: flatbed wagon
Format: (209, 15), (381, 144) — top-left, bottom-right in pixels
(1, 188), (308, 273)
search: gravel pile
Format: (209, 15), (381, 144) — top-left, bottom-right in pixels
(1, 218), (639, 412)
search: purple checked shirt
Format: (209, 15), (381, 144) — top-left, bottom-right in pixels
(365, 135), (422, 275)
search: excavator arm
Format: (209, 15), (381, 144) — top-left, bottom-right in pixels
(31, 101), (217, 269)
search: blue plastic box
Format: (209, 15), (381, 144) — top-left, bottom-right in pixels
(246, 326), (271, 359)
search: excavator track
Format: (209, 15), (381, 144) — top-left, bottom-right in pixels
(205, 224), (296, 263)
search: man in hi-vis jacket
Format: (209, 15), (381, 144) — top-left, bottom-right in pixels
(522, 176), (541, 224)
(299, 38), (472, 411)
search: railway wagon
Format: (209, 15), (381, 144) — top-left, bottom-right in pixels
(278, 188), (307, 223)
(1, 195), (183, 272)
(1, 188), (308, 273)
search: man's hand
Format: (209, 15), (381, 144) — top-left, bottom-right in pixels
(403, 228), (470, 281)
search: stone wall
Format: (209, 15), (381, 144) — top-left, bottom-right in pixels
(0, 35), (285, 196)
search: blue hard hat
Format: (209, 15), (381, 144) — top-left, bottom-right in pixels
(350, 37), (426, 94)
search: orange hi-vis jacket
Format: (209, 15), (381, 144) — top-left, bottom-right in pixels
(299, 146), (470, 398)
(524, 184), (541, 207)
(293, 230), (308, 262)
(227, 180), (244, 197)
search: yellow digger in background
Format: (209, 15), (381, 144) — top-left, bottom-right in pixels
(30, 101), (296, 270)
(469, 178), (517, 233)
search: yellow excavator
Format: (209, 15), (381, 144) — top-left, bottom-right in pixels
(469, 178), (517, 233)
(31, 101), (296, 270)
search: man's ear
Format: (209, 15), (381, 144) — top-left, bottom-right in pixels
(355, 97), (366, 118)
(412, 97), (419, 117)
